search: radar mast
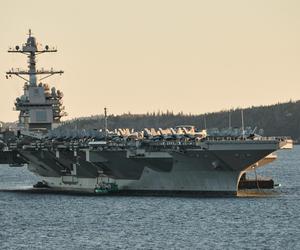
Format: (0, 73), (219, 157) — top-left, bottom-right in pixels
(6, 29), (64, 85)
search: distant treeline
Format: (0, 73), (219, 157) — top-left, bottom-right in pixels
(58, 100), (300, 140)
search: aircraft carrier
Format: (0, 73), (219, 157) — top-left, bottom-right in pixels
(0, 31), (291, 196)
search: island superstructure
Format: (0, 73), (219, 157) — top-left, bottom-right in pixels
(6, 29), (65, 132)
(0, 32), (291, 196)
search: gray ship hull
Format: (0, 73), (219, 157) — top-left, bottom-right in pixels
(20, 140), (280, 195)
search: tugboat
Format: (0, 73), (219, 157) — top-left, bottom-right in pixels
(33, 180), (49, 188)
(94, 182), (118, 194)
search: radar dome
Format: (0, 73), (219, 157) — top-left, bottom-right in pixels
(27, 36), (37, 48)
(20, 95), (27, 101)
(51, 87), (56, 95)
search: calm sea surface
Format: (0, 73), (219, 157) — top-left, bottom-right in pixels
(0, 147), (299, 250)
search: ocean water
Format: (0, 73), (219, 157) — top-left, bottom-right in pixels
(0, 147), (299, 250)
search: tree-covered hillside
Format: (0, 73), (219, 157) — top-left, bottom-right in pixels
(58, 100), (300, 140)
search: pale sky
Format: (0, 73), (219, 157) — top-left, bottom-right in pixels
(1, 0), (300, 122)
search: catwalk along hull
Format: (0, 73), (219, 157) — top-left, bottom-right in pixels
(20, 140), (280, 195)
